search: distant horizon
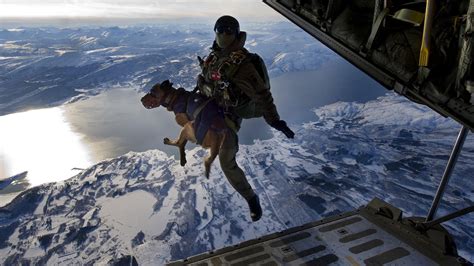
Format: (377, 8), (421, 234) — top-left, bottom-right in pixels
(0, 0), (284, 27)
(0, 17), (286, 29)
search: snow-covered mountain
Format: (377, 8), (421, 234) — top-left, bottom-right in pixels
(0, 22), (331, 116)
(1, 93), (472, 264)
(1, 22), (473, 264)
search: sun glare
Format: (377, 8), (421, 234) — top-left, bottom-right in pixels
(0, 107), (92, 186)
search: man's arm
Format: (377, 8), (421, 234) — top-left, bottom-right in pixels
(232, 60), (295, 139)
(232, 61), (280, 125)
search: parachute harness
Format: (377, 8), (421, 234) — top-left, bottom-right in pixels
(202, 49), (248, 108)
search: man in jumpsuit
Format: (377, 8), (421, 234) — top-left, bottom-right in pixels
(196, 15), (295, 221)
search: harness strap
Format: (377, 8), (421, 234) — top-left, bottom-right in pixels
(192, 97), (214, 120)
(164, 88), (186, 111)
(364, 8), (390, 54)
(364, 0), (427, 55)
(163, 93), (174, 110)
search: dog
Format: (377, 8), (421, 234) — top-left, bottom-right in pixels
(141, 80), (230, 178)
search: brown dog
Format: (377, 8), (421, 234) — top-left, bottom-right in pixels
(141, 80), (229, 178)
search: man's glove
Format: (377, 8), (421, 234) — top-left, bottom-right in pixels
(141, 93), (160, 109)
(270, 120), (295, 139)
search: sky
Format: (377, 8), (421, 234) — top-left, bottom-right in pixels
(0, 0), (284, 26)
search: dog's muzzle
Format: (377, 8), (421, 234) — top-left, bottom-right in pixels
(141, 93), (160, 109)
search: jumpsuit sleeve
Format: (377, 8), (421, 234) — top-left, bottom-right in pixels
(232, 60), (280, 125)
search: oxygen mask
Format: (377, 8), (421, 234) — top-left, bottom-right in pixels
(215, 31), (236, 49)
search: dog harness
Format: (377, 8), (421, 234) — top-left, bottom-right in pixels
(159, 87), (226, 145)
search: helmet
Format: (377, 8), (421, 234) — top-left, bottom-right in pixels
(214, 15), (240, 36)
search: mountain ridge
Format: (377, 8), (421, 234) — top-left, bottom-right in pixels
(1, 93), (472, 264)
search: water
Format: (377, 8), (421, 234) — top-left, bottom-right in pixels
(0, 58), (386, 206)
(0, 108), (92, 206)
(241, 58), (386, 142)
(62, 88), (185, 162)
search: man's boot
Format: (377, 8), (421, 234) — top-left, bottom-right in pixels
(247, 195), (262, 222)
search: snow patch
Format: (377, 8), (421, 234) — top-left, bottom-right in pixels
(98, 190), (168, 241)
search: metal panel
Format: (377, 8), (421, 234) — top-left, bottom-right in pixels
(262, 0), (474, 131)
(262, 0), (397, 91)
(169, 214), (438, 265)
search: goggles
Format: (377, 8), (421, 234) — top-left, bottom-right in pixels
(215, 25), (237, 35)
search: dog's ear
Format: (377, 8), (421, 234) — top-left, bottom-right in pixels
(160, 80), (174, 91)
(150, 82), (161, 95)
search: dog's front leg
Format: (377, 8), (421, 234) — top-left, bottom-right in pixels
(164, 128), (188, 166)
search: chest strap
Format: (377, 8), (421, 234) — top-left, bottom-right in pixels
(190, 97), (214, 120)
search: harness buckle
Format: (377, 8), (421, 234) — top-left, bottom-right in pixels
(217, 81), (238, 107)
(218, 81), (230, 90)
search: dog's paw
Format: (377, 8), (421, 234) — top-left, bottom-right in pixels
(180, 158), (187, 167)
(205, 168), (210, 179)
(163, 137), (170, 144)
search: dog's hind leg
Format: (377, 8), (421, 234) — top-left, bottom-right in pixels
(178, 139), (188, 166)
(204, 137), (219, 179)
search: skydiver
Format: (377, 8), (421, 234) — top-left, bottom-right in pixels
(195, 15), (295, 222)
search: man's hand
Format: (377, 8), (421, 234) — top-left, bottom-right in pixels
(141, 93), (160, 109)
(270, 120), (295, 139)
